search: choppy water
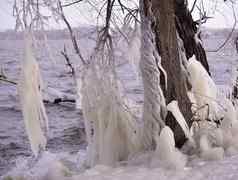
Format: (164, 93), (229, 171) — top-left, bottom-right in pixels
(0, 38), (89, 175)
(0, 29), (237, 176)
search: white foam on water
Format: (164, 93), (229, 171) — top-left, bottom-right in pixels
(4, 151), (238, 180)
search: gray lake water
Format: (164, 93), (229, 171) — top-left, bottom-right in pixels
(0, 30), (237, 175)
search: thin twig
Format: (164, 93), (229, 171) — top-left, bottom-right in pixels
(206, 2), (237, 52)
(117, 0), (125, 14)
(0, 77), (17, 85)
(190, 0), (198, 13)
(61, 0), (83, 7)
(58, 0), (87, 65)
(61, 45), (75, 76)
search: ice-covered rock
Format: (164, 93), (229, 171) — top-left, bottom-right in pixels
(153, 126), (187, 169)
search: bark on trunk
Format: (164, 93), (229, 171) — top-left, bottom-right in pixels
(232, 37), (238, 100)
(140, 0), (166, 150)
(152, 0), (193, 148)
(174, 0), (210, 75)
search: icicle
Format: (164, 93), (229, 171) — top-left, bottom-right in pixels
(18, 30), (48, 157)
(81, 49), (142, 167)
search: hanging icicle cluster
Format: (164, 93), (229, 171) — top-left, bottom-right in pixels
(18, 30), (48, 157)
(81, 39), (143, 167)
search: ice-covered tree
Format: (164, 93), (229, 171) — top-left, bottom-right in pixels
(12, 0), (238, 168)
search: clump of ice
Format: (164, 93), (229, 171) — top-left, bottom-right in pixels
(199, 134), (224, 161)
(187, 55), (218, 121)
(188, 93), (238, 161)
(152, 126), (187, 170)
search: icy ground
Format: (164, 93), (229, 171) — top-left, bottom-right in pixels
(4, 150), (238, 180)
(1, 28), (238, 179)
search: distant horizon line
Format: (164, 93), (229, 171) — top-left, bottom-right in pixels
(1, 25), (238, 33)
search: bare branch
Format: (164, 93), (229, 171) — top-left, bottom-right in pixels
(97, 0), (116, 48)
(190, 0), (198, 13)
(58, 0), (87, 65)
(0, 77), (17, 85)
(0, 68), (17, 85)
(61, 0), (84, 7)
(206, 2), (237, 52)
(61, 45), (76, 76)
(117, 0), (125, 14)
(194, 4), (213, 25)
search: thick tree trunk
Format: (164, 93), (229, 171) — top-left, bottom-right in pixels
(152, 0), (193, 148)
(232, 37), (238, 100)
(139, 0), (166, 150)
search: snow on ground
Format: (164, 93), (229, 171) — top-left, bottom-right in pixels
(3, 150), (238, 180)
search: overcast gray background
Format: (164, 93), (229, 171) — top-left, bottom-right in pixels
(0, 0), (237, 31)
